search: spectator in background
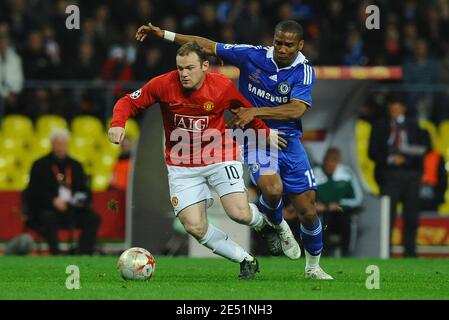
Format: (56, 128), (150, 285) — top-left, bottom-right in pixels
(420, 149), (448, 211)
(103, 46), (134, 99)
(344, 29), (365, 66)
(234, 0), (268, 44)
(369, 94), (430, 257)
(24, 129), (101, 255)
(314, 148), (363, 257)
(71, 41), (99, 80)
(21, 30), (54, 79)
(403, 39), (438, 118)
(133, 47), (165, 81)
(109, 136), (134, 192)
(0, 23), (23, 119)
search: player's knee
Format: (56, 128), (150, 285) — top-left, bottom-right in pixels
(302, 210), (318, 227)
(261, 183), (283, 201)
(183, 222), (208, 239)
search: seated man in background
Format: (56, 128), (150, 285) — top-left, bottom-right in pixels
(24, 129), (101, 255)
(313, 147), (363, 257)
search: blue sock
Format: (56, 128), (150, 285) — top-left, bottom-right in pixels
(299, 219), (323, 256)
(257, 195), (283, 225)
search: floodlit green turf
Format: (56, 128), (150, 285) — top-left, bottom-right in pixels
(0, 256), (448, 300)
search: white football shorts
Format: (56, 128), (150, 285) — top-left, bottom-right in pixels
(167, 161), (246, 215)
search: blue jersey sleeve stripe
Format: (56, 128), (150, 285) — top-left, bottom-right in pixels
(303, 65), (313, 85)
(304, 65), (310, 85)
(291, 98), (312, 107)
(309, 66), (314, 84)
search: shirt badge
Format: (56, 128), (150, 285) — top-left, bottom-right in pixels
(171, 196), (179, 207)
(278, 82), (291, 95)
(203, 101), (214, 112)
(130, 89), (142, 99)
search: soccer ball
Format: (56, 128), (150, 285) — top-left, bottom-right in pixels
(117, 247), (156, 280)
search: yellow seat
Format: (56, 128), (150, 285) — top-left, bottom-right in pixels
(0, 171), (10, 190)
(98, 135), (121, 158)
(31, 136), (52, 160)
(72, 116), (104, 138)
(106, 117), (140, 140)
(92, 153), (117, 175)
(1, 114), (34, 138)
(0, 136), (30, 156)
(36, 115), (68, 138)
(91, 173), (110, 191)
(0, 153), (15, 172)
(355, 119), (379, 195)
(0, 169), (29, 191)
(125, 118), (140, 140)
(419, 120), (443, 153)
(439, 120), (449, 160)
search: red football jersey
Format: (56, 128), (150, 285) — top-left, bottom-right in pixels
(111, 70), (269, 166)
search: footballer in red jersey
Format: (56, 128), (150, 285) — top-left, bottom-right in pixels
(109, 42), (285, 279)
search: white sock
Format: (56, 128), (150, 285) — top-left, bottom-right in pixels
(305, 250), (321, 270)
(248, 203), (266, 231)
(199, 224), (253, 263)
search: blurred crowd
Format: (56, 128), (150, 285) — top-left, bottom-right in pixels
(1, 0), (449, 121)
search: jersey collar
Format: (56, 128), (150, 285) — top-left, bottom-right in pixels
(266, 47), (307, 71)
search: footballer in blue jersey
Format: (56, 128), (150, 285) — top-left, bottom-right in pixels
(136, 19), (333, 280)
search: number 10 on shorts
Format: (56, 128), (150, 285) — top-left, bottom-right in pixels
(305, 170), (316, 188)
(225, 165), (240, 180)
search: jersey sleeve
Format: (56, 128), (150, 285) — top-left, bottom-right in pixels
(290, 64), (315, 107)
(215, 43), (257, 68)
(221, 80), (270, 134)
(110, 77), (161, 128)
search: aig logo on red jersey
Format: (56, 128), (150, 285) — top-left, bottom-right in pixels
(174, 114), (209, 132)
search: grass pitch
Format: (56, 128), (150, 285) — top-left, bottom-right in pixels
(0, 256), (448, 300)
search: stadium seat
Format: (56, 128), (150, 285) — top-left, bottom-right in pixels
(0, 170), (29, 191)
(439, 120), (449, 160)
(68, 135), (94, 152)
(91, 173), (110, 191)
(0, 136), (29, 156)
(72, 115), (104, 138)
(92, 153), (117, 175)
(106, 117), (140, 140)
(0, 153), (15, 173)
(36, 115), (68, 138)
(31, 136), (52, 160)
(98, 135), (121, 158)
(355, 119), (379, 195)
(1, 114), (34, 138)
(419, 119), (443, 153)
(125, 118), (140, 140)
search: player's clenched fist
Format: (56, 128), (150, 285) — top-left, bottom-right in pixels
(108, 127), (125, 144)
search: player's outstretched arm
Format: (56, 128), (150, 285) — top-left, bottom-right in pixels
(135, 23), (217, 56)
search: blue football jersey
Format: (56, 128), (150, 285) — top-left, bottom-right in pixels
(215, 43), (315, 139)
